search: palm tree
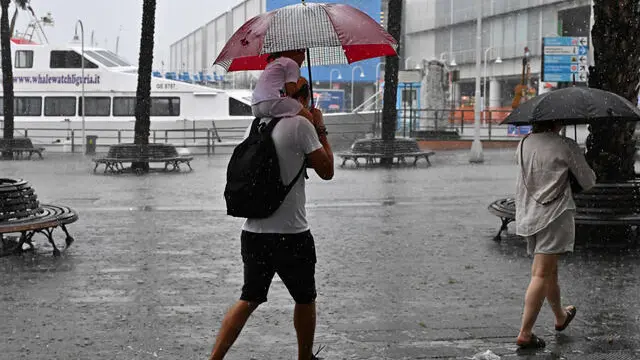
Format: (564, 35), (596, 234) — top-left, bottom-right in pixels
(131, 0), (156, 173)
(380, 0), (402, 165)
(9, 0), (29, 37)
(1, 0), (15, 160)
(586, 0), (640, 182)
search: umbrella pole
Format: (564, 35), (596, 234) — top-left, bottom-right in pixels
(306, 49), (315, 108)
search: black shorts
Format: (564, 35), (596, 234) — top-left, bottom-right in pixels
(240, 230), (317, 304)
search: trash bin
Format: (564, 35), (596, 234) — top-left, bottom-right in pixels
(85, 135), (98, 155)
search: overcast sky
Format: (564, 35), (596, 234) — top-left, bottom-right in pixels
(15, 0), (241, 69)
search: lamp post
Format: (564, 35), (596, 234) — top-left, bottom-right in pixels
(375, 61), (385, 110)
(482, 47), (502, 112)
(329, 69), (342, 88)
(404, 56), (413, 70)
(74, 20), (85, 152)
(351, 65), (365, 111)
(469, 2), (483, 163)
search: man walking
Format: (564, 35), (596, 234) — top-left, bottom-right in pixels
(209, 78), (334, 360)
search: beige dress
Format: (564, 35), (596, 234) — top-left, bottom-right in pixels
(515, 132), (596, 255)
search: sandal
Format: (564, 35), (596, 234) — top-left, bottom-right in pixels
(555, 305), (577, 332)
(516, 333), (546, 349)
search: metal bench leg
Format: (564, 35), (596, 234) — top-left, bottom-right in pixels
(341, 158), (347, 167)
(186, 161), (192, 171)
(61, 224), (74, 248)
(40, 227), (61, 256)
(494, 217), (512, 242)
(426, 155), (432, 167)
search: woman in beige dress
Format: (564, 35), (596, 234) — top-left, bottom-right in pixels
(514, 120), (596, 348)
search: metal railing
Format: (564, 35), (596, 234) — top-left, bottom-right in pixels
(6, 122), (250, 156)
(372, 107), (517, 141)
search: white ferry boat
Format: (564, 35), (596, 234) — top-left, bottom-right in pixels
(0, 38), (375, 152)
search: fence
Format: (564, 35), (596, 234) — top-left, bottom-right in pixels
(373, 107), (516, 140)
(7, 124), (250, 156)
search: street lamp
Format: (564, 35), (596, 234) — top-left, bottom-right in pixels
(375, 62), (385, 110)
(351, 65), (365, 111)
(73, 20), (86, 152)
(329, 69), (342, 88)
(469, 2), (483, 163)
(482, 47), (502, 112)
(404, 56), (413, 70)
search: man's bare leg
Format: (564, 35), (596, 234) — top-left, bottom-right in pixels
(294, 302), (316, 360)
(209, 300), (260, 360)
(517, 254), (557, 343)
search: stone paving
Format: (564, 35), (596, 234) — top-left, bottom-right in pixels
(0, 150), (639, 360)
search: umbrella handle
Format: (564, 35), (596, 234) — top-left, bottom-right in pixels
(306, 49), (314, 109)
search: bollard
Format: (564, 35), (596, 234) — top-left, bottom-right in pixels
(24, 129), (28, 138)
(165, 130), (168, 143)
(117, 130), (121, 144)
(488, 111), (492, 140)
(71, 130), (75, 153)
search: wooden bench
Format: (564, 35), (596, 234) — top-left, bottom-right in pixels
(337, 138), (435, 168)
(0, 178), (78, 257)
(488, 181), (640, 241)
(92, 143), (194, 174)
(0, 137), (45, 159)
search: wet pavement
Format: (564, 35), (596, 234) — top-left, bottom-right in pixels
(1, 150), (639, 360)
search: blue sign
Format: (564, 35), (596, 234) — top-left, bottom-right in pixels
(267, 0), (383, 83)
(542, 37), (589, 83)
(313, 89), (345, 113)
(508, 125), (532, 136)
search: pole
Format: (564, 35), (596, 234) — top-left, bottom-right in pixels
(306, 49), (314, 108)
(76, 20), (85, 153)
(483, 47), (489, 117)
(469, 2), (484, 163)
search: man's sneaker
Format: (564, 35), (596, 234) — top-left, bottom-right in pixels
(311, 345), (325, 359)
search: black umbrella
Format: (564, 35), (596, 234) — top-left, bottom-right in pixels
(502, 87), (640, 126)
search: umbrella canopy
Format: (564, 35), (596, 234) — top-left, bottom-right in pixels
(502, 87), (640, 126)
(213, 2), (397, 72)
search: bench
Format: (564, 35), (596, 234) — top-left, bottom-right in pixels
(337, 138), (435, 168)
(488, 181), (640, 241)
(92, 143), (193, 174)
(0, 137), (45, 159)
(0, 178), (78, 257)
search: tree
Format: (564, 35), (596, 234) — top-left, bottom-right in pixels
(586, 1), (640, 182)
(9, 0), (29, 37)
(1, 0), (15, 160)
(132, 0), (156, 173)
(380, 0), (402, 165)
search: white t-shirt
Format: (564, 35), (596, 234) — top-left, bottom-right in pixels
(251, 57), (300, 105)
(242, 115), (323, 234)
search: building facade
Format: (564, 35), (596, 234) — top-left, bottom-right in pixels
(168, 0), (383, 111)
(403, 0), (593, 108)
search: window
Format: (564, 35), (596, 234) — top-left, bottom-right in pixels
(50, 51), (98, 68)
(15, 50), (34, 68)
(85, 50), (118, 67)
(0, 97), (42, 116)
(113, 97), (135, 116)
(78, 97), (111, 116)
(96, 50), (131, 67)
(44, 97), (76, 116)
(113, 97), (181, 117)
(151, 97), (181, 116)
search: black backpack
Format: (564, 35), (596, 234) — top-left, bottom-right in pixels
(224, 117), (305, 219)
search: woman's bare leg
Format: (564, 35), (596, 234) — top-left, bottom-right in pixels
(517, 254), (558, 342)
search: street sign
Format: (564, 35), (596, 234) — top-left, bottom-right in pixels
(542, 36), (589, 83)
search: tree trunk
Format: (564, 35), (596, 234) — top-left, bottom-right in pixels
(1, 0), (14, 160)
(584, 0), (640, 244)
(586, 1), (640, 182)
(380, 0), (402, 165)
(132, 0), (156, 173)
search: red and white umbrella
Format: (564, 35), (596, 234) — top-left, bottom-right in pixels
(212, 2), (398, 72)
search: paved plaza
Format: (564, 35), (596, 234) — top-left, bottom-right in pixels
(1, 150), (639, 359)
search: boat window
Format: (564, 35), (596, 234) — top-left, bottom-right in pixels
(15, 50), (34, 68)
(50, 51), (98, 69)
(96, 50), (131, 67)
(229, 97), (252, 116)
(84, 50), (118, 67)
(151, 97), (180, 116)
(0, 97), (42, 116)
(78, 97), (111, 116)
(44, 97), (77, 116)
(113, 97), (135, 116)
